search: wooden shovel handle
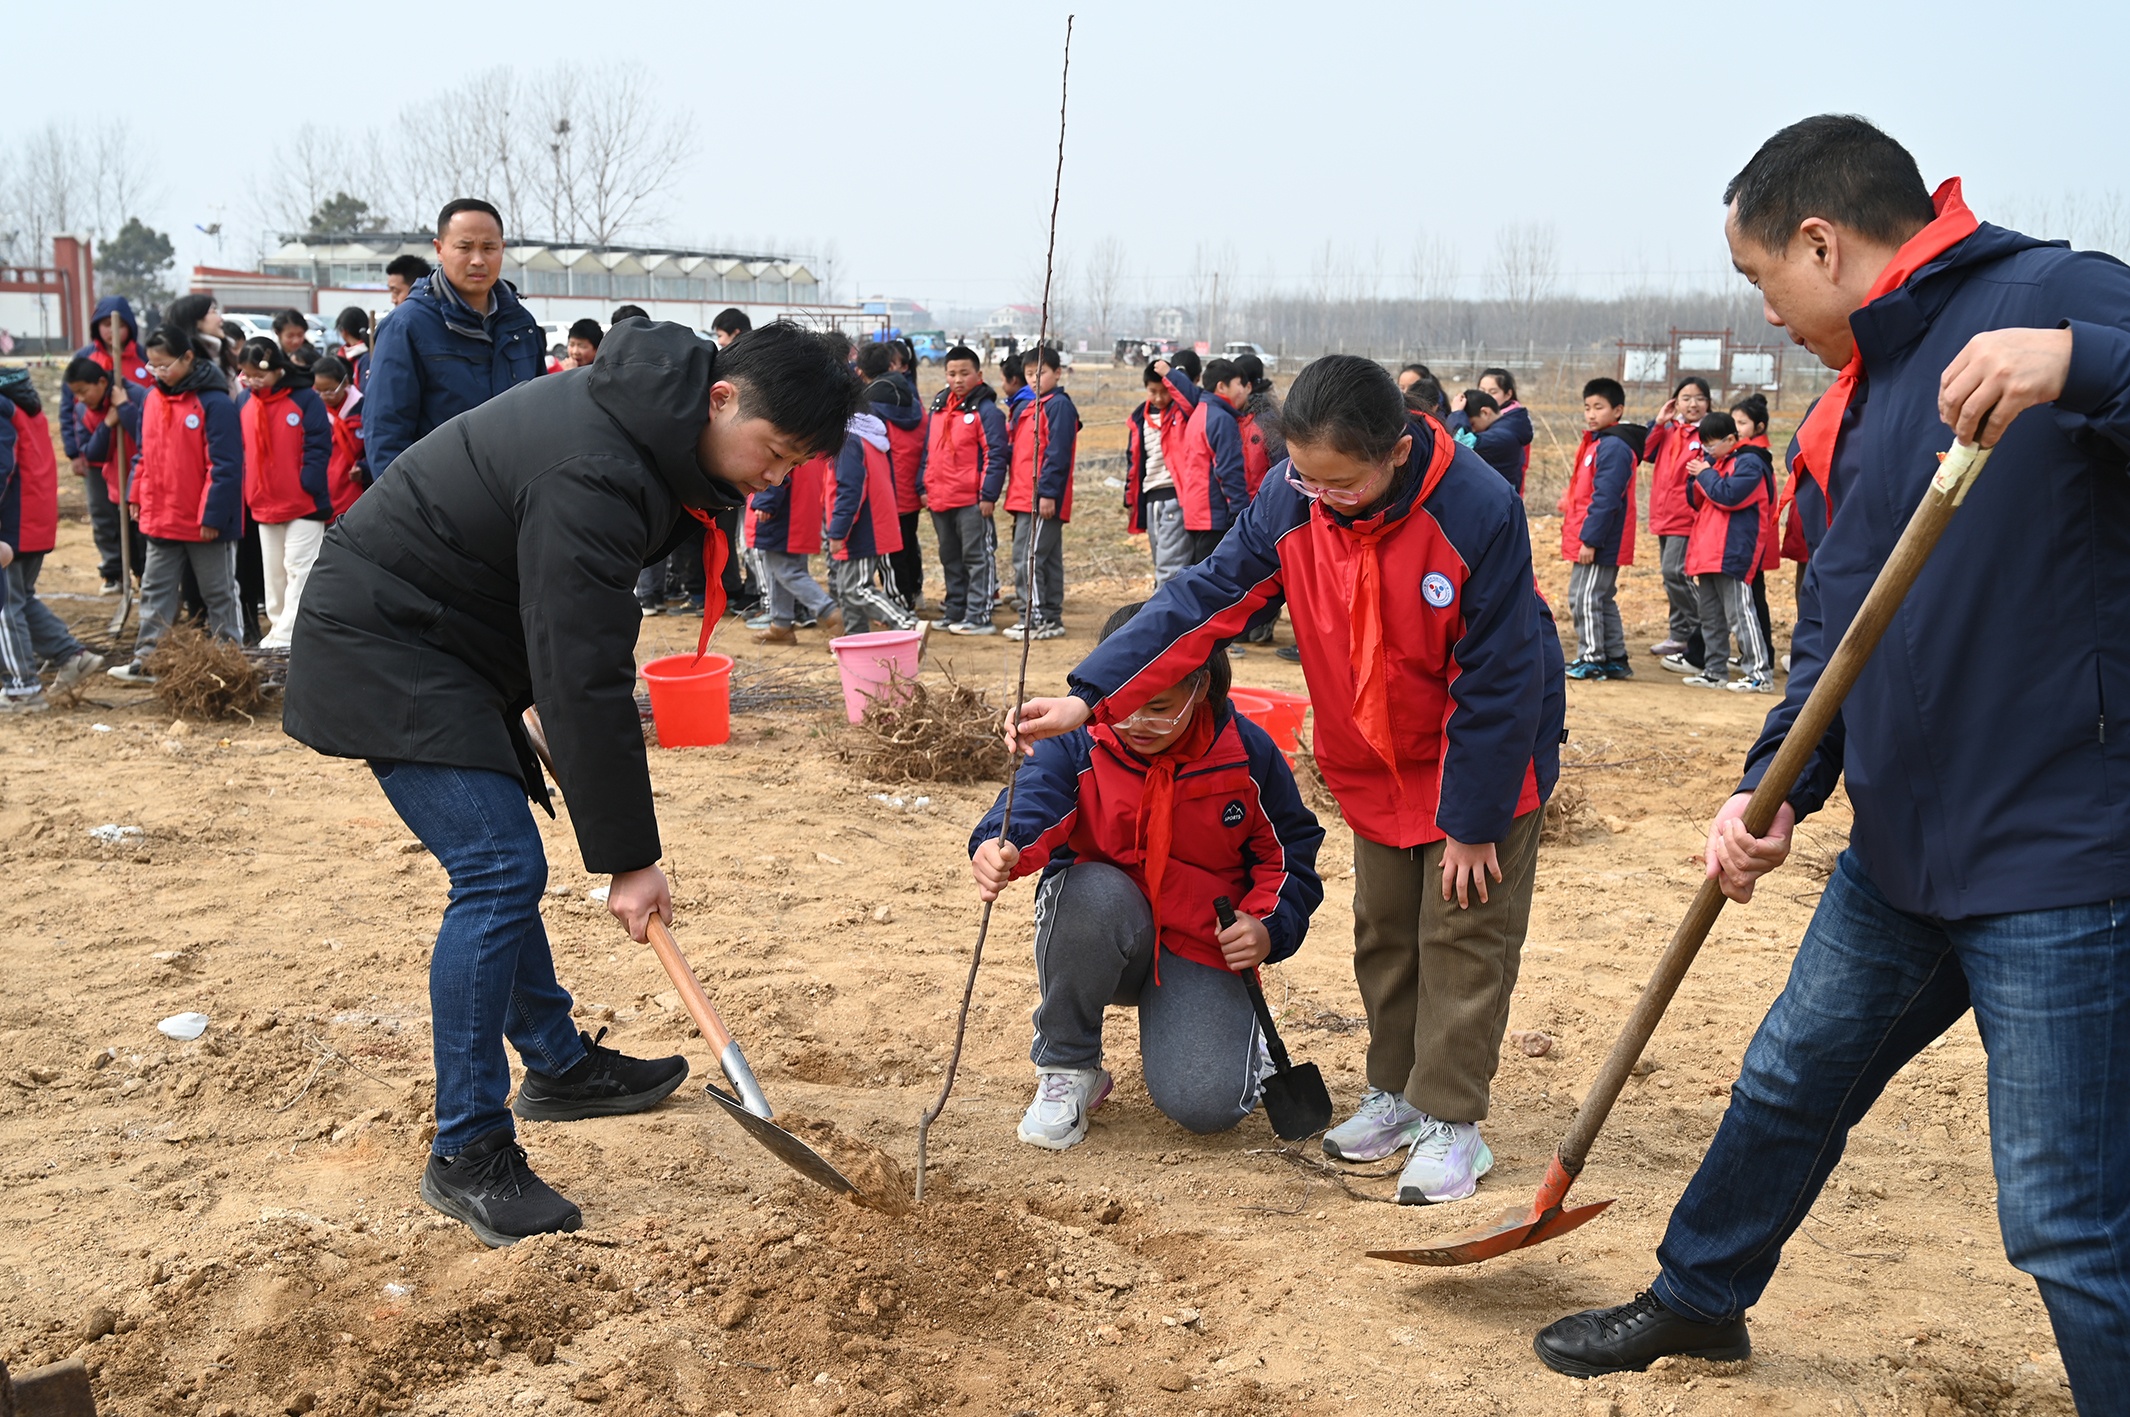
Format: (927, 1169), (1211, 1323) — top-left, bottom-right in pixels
(1557, 437), (1995, 1176)
(645, 917), (737, 1055)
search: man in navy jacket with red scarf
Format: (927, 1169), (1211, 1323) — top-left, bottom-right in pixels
(1536, 117), (2130, 1404)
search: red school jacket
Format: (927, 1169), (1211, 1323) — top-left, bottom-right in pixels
(1123, 397), (1187, 533)
(1003, 388), (1078, 521)
(1642, 417), (1701, 538)
(1684, 445), (1772, 579)
(919, 384), (1006, 511)
(1237, 409), (1272, 498)
(239, 384), (334, 524)
(6, 405), (59, 555)
(326, 385), (367, 517)
(136, 378), (244, 543)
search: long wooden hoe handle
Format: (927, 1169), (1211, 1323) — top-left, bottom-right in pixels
(1557, 435), (1995, 1177)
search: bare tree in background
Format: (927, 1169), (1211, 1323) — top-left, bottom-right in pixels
(553, 63), (688, 245)
(0, 121), (155, 265)
(1083, 235), (1126, 345)
(1488, 222), (1560, 341)
(395, 67), (531, 236)
(253, 124), (397, 238)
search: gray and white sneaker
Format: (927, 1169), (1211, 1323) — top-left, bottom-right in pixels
(0, 692), (51, 714)
(1322, 1086), (1429, 1162)
(1725, 673), (1774, 694)
(1016, 1067), (1113, 1150)
(107, 660), (156, 684)
(1030, 623), (1066, 641)
(1396, 1114), (1493, 1204)
(52, 649), (106, 692)
(1658, 653), (1698, 674)
(1680, 670), (1727, 688)
(948, 620), (997, 637)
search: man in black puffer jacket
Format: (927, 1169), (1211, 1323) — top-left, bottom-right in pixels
(285, 319), (857, 1245)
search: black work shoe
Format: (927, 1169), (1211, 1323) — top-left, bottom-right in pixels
(512, 1028), (688, 1122)
(1534, 1290), (1751, 1376)
(419, 1127), (582, 1247)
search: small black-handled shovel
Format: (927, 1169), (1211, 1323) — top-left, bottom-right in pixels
(1216, 897), (1334, 1141)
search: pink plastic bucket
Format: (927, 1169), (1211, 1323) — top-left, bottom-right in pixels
(640, 653), (733, 747)
(828, 630), (925, 723)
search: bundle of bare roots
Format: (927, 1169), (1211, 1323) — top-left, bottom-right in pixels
(842, 664), (1013, 784)
(144, 623), (267, 722)
(1541, 781), (1603, 845)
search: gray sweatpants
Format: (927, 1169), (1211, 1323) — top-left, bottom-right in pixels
(930, 504), (997, 625)
(1695, 572), (1771, 680)
(0, 554), (85, 692)
(828, 554), (916, 635)
(1144, 495), (1192, 586)
(1658, 534), (1697, 644)
(1030, 862), (1263, 1135)
(1009, 511), (1065, 627)
(1567, 560), (1624, 664)
(760, 549), (831, 628)
(135, 536), (241, 660)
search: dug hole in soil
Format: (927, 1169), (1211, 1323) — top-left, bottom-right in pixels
(0, 369), (2073, 1415)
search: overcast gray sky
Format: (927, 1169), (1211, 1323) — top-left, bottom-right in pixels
(13, 1), (2130, 312)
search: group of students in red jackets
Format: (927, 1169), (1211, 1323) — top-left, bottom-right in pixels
(1557, 372), (1790, 691)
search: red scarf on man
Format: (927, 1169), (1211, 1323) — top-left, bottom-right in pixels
(684, 510), (729, 661)
(1123, 703), (1220, 982)
(1783, 178), (1977, 527)
(1340, 415), (1457, 786)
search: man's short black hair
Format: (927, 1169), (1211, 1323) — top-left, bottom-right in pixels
(711, 307), (752, 338)
(272, 308), (308, 334)
(568, 318), (603, 346)
(1171, 348), (1202, 381)
(1724, 114), (1936, 254)
(1583, 377), (1626, 408)
(436, 197), (504, 240)
(944, 344), (980, 369)
(1203, 357), (1245, 390)
(64, 356), (110, 386)
(1697, 410), (1739, 442)
(857, 342), (895, 379)
(1021, 346), (1063, 373)
(716, 320), (863, 457)
(611, 304), (649, 324)
(385, 253), (432, 282)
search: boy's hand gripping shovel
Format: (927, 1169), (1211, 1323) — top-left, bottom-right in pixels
(1371, 431), (1997, 1267)
(1216, 897), (1333, 1141)
(645, 918), (859, 1198)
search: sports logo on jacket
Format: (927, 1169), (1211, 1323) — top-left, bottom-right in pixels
(1221, 800), (1246, 828)
(1421, 572), (1455, 608)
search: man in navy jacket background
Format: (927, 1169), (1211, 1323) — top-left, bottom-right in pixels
(364, 198), (544, 477)
(1535, 116), (2130, 1404)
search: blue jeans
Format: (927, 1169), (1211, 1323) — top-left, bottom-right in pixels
(1654, 853), (2130, 1409)
(371, 762), (587, 1156)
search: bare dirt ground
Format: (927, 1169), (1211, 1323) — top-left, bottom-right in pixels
(0, 371), (2073, 1416)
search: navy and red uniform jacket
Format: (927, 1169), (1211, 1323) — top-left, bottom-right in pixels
(1558, 423), (1642, 565)
(1683, 444), (1771, 580)
(137, 365), (244, 544)
(1237, 408), (1272, 497)
(1069, 416), (1564, 851)
(825, 417), (903, 559)
(236, 381), (333, 524)
(0, 396), (60, 558)
(1124, 397), (1187, 533)
(748, 454), (827, 554)
(919, 383), (1007, 511)
(1741, 216), (2130, 919)
(1742, 432), (1780, 574)
(1641, 417), (1702, 538)
(998, 387), (1079, 519)
(1446, 402), (1534, 494)
(971, 703), (1326, 969)
(865, 376), (925, 515)
(1162, 368), (1248, 532)
(59, 294), (148, 460)
(325, 385), (368, 517)
(77, 381), (148, 505)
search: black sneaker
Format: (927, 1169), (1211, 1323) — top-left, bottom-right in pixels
(512, 1028), (688, 1122)
(419, 1127), (582, 1247)
(1602, 658), (1636, 680)
(1275, 645), (1301, 663)
(1533, 1290), (1751, 1377)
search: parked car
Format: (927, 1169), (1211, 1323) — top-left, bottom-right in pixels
(1113, 336), (1179, 367)
(1222, 341), (1277, 371)
(908, 331), (949, 365)
(226, 310), (331, 355)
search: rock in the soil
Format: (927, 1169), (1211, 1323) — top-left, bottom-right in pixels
(715, 1294), (755, 1329)
(571, 1376), (609, 1403)
(527, 1337), (555, 1365)
(283, 1392), (317, 1415)
(1511, 1029), (1555, 1058)
(78, 1306), (118, 1344)
(1158, 1371), (1190, 1392)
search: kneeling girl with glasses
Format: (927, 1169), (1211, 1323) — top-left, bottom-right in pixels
(970, 602), (1324, 1150)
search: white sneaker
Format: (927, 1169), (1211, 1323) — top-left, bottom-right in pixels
(0, 692), (51, 714)
(1658, 653), (1698, 674)
(1725, 673), (1774, 694)
(1680, 670), (1727, 688)
(948, 620), (996, 637)
(1321, 1086), (1429, 1162)
(1395, 1115), (1493, 1204)
(107, 660), (156, 685)
(1017, 1067), (1113, 1150)
(52, 650), (106, 692)
(1001, 621), (1032, 640)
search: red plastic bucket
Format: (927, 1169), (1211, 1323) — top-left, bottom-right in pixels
(640, 653), (733, 747)
(1232, 685), (1309, 757)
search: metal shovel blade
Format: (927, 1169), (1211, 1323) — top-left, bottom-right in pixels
(1261, 1060), (1334, 1141)
(1366, 1197), (1614, 1267)
(703, 1083), (858, 1197)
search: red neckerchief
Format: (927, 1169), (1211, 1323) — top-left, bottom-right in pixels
(1340, 415), (1456, 786)
(1120, 702), (1220, 984)
(683, 508), (729, 662)
(248, 385), (288, 478)
(1786, 177), (1977, 526)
